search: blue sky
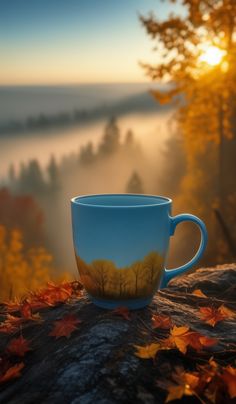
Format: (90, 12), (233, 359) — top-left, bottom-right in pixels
(0, 0), (184, 85)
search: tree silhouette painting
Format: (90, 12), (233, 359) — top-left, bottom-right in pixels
(76, 252), (164, 300)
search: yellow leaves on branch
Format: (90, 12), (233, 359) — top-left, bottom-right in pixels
(0, 225), (53, 300)
(198, 304), (235, 326)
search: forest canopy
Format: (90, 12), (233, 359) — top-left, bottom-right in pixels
(141, 0), (236, 264)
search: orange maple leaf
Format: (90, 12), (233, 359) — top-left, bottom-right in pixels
(7, 336), (31, 357)
(134, 342), (163, 359)
(167, 326), (217, 354)
(49, 314), (82, 339)
(221, 365), (236, 398)
(191, 289), (207, 298)
(165, 368), (199, 403)
(0, 362), (24, 383)
(199, 305), (235, 327)
(152, 314), (172, 329)
(167, 326), (190, 354)
(112, 306), (131, 320)
(20, 300), (41, 322)
(38, 282), (74, 306)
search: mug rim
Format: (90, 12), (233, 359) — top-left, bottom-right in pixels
(71, 193), (172, 208)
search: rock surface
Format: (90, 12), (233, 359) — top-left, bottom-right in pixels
(0, 264), (236, 404)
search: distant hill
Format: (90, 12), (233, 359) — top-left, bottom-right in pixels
(0, 86), (175, 136)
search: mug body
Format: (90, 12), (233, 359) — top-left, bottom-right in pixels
(71, 194), (172, 309)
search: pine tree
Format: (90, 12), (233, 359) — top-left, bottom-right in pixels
(98, 117), (120, 156)
(126, 171), (144, 194)
(79, 142), (95, 164)
(125, 129), (134, 147)
(47, 155), (61, 192)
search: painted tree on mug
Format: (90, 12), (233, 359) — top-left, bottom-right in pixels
(76, 252), (164, 300)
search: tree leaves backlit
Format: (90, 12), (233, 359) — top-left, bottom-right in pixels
(141, 0), (236, 263)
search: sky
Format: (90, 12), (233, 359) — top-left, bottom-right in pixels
(0, 0), (183, 85)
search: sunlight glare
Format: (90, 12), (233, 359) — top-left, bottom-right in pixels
(199, 46), (225, 66)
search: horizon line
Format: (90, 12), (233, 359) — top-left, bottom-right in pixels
(0, 80), (159, 88)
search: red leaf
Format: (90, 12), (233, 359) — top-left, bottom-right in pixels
(167, 325), (218, 354)
(20, 300), (32, 319)
(221, 365), (236, 398)
(152, 314), (172, 329)
(20, 300), (41, 321)
(49, 314), (82, 339)
(0, 362), (24, 383)
(112, 307), (131, 320)
(199, 305), (235, 327)
(7, 336), (31, 357)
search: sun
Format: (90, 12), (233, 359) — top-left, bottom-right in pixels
(199, 46), (225, 66)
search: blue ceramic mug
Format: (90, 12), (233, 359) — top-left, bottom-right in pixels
(71, 194), (207, 309)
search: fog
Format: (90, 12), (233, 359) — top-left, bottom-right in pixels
(1, 84), (190, 277)
(0, 111), (173, 178)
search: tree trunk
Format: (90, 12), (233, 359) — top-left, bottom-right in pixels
(0, 264), (235, 404)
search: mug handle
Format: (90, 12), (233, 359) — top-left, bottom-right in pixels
(160, 213), (208, 288)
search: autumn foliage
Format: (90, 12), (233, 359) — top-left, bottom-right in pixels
(141, 0), (236, 264)
(0, 280), (83, 384)
(76, 252), (164, 300)
(0, 224), (71, 300)
(0, 278), (235, 402)
(0, 188), (44, 248)
(134, 293), (236, 403)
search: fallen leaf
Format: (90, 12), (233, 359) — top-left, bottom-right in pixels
(20, 300), (32, 319)
(221, 366), (236, 398)
(192, 289), (207, 298)
(35, 282), (74, 307)
(112, 307), (131, 320)
(5, 282), (82, 314)
(197, 358), (219, 387)
(165, 368), (199, 403)
(134, 343), (162, 359)
(0, 314), (24, 334)
(5, 314), (23, 325)
(7, 336), (31, 357)
(167, 326), (217, 354)
(0, 321), (18, 334)
(4, 298), (21, 312)
(152, 314), (172, 329)
(198, 335), (218, 348)
(49, 314), (81, 339)
(167, 326), (190, 354)
(0, 362), (24, 383)
(199, 305), (235, 327)
(20, 300), (41, 322)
